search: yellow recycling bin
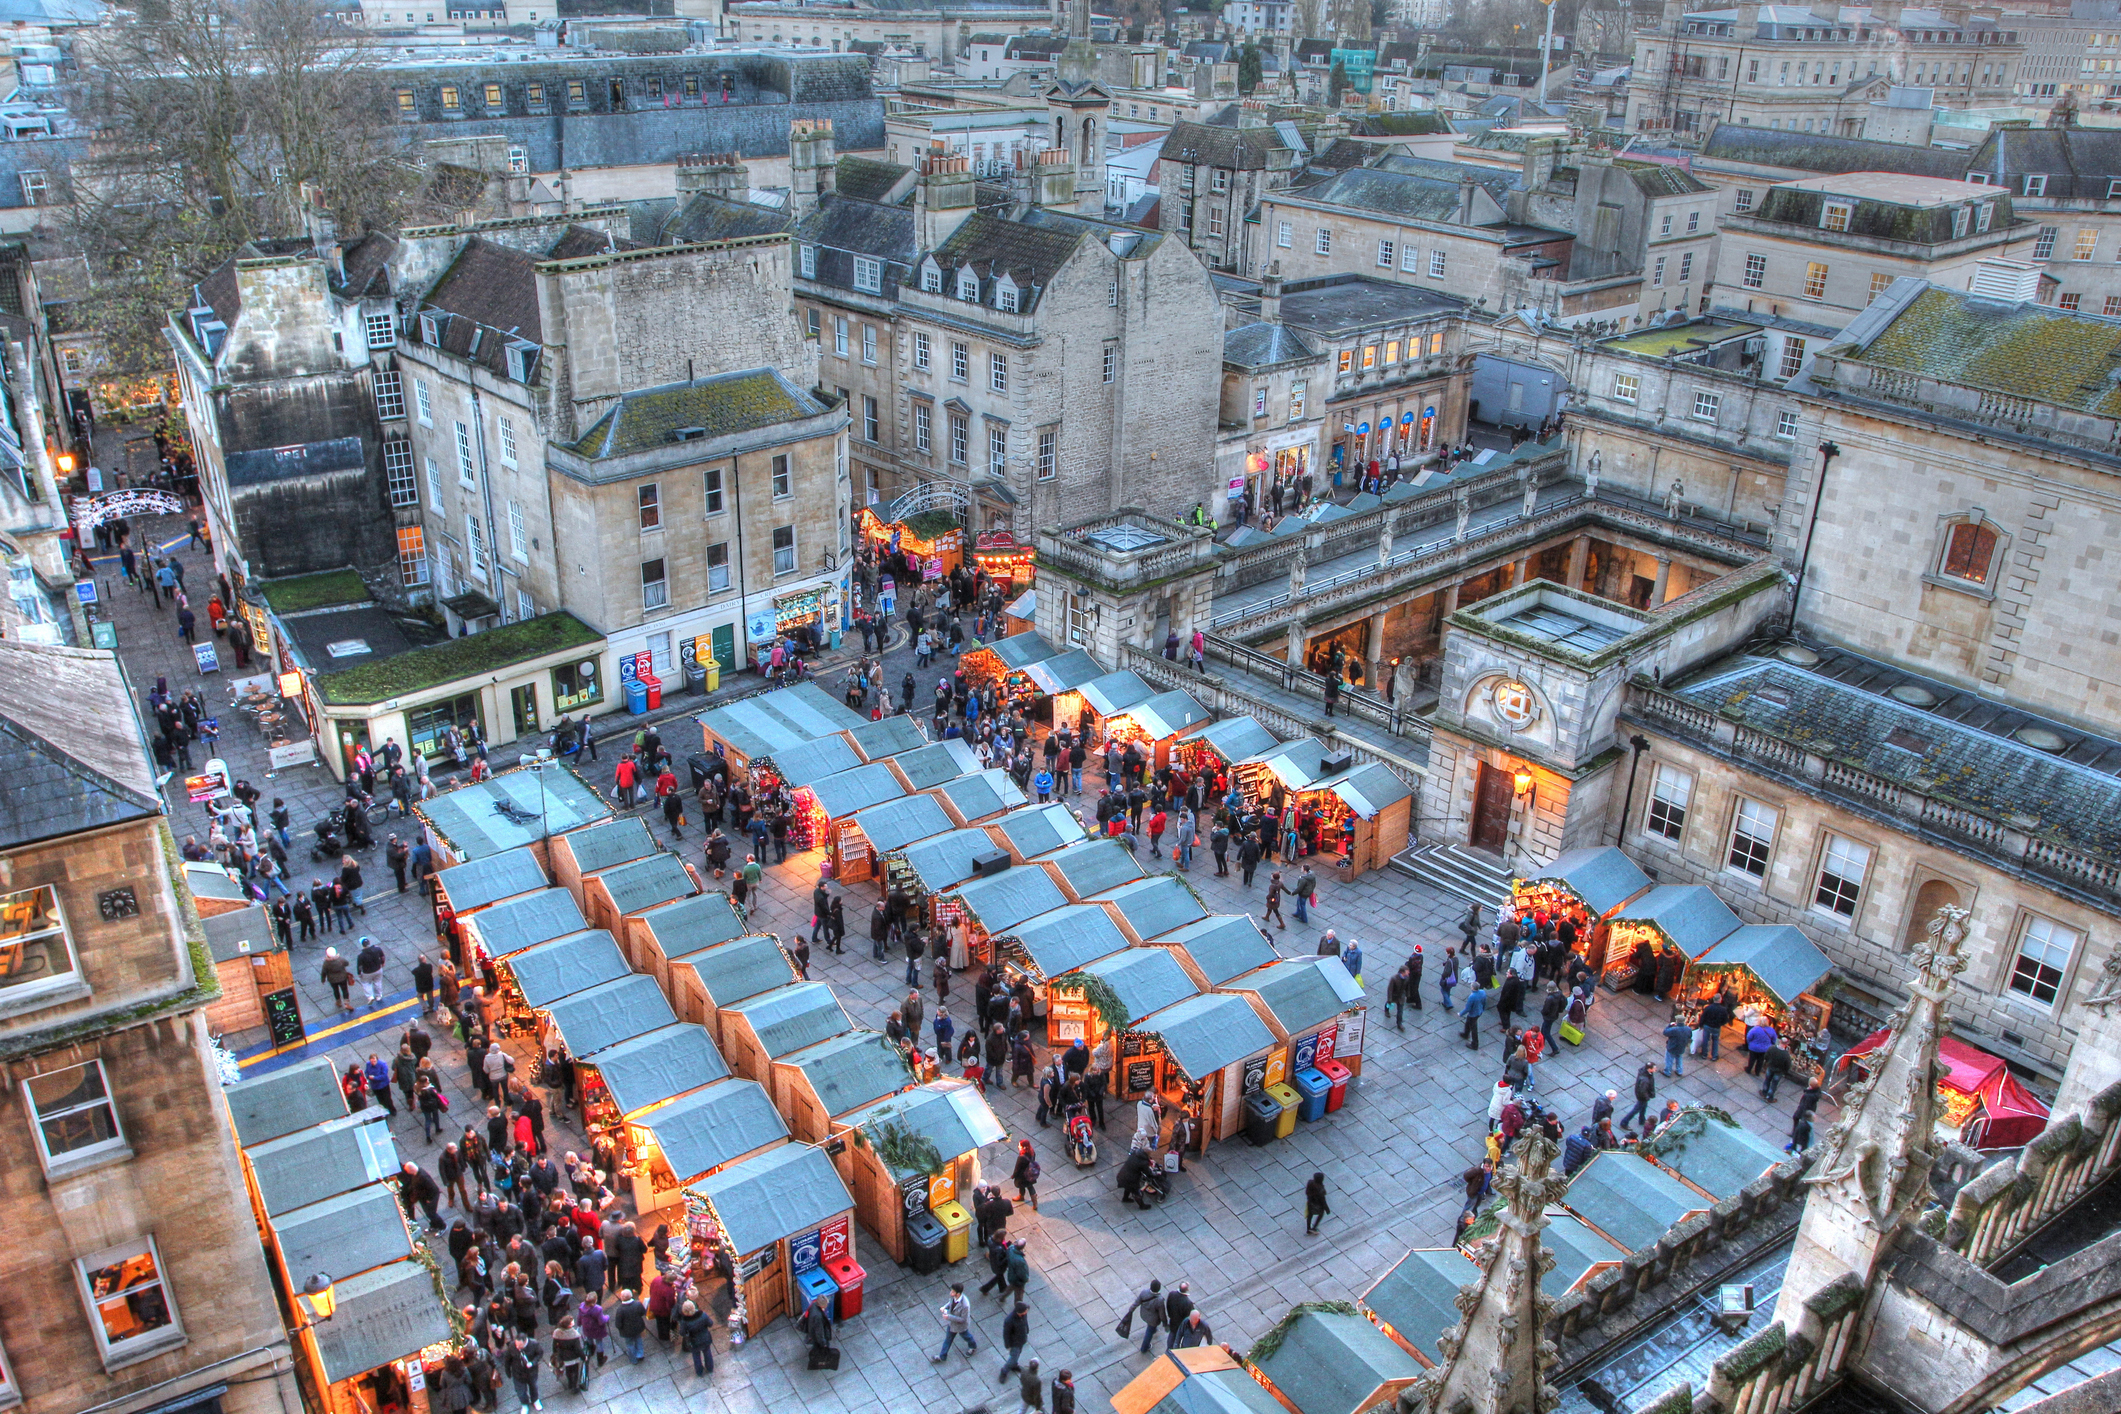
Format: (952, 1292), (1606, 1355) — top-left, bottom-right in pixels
(933, 1199), (973, 1263)
(1266, 1082), (1301, 1139)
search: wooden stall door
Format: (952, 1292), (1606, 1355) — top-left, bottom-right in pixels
(1471, 763), (1513, 853)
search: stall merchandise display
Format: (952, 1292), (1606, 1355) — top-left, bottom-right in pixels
(681, 1196), (748, 1342)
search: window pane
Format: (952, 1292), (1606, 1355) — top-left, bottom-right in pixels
(1814, 834), (1869, 916)
(0, 884), (76, 996)
(28, 1061), (123, 1160)
(2010, 916), (2077, 1005)
(1646, 764), (1690, 841)
(84, 1245), (174, 1351)
(1727, 797), (1775, 877)
(1942, 522), (1996, 582)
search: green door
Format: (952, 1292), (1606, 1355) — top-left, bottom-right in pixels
(711, 623), (736, 671)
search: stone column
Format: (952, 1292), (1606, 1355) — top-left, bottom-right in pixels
(1512, 556), (1531, 588)
(1366, 608), (1388, 691)
(1441, 580), (1461, 618)
(1650, 557), (1671, 606)
(1566, 534), (1591, 589)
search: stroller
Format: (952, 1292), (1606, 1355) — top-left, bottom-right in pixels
(1065, 1100), (1096, 1167)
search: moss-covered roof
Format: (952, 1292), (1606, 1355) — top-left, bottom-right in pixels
(1605, 319), (1760, 358)
(564, 368), (829, 459)
(261, 568), (371, 615)
(1860, 286), (2121, 416)
(317, 612), (602, 706)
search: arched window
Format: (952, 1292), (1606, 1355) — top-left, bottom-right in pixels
(1939, 519), (1999, 584)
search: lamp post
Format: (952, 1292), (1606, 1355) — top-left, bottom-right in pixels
(518, 749), (553, 844)
(299, 1273), (337, 1325)
(1537, 0), (1556, 105)
(1790, 440), (1841, 625)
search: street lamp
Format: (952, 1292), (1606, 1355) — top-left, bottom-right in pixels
(1512, 767), (1535, 797)
(517, 749), (553, 843)
(299, 1273), (337, 1324)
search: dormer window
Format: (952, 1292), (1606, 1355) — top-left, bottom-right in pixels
(996, 274), (1018, 312)
(419, 311), (439, 345)
(800, 245), (816, 279)
(956, 269), (980, 303)
(1821, 201), (1851, 232)
(440, 84), (460, 110)
(505, 340), (538, 383)
(921, 257), (942, 293)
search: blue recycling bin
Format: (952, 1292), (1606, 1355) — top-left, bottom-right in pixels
(625, 678), (650, 715)
(1292, 1067), (1331, 1122)
(795, 1264), (840, 1321)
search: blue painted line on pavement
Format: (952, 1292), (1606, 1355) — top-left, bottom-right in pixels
(236, 985), (424, 1074)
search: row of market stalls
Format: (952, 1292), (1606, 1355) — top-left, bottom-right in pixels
(222, 1057), (454, 1414)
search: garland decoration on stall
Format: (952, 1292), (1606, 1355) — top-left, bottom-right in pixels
(857, 1114), (946, 1177)
(1057, 968), (1130, 1038)
(1245, 1300), (1360, 1366)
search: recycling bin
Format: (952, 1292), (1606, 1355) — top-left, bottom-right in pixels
(933, 1199), (973, 1263)
(824, 1255), (865, 1318)
(684, 656), (708, 696)
(905, 1210), (947, 1274)
(641, 672), (663, 710)
(625, 678), (649, 715)
(1244, 1090), (1283, 1146)
(1318, 1058), (1352, 1113)
(705, 658), (721, 691)
(795, 1264), (839, 1322)
(1292, 1067), (1330, 1122)
(1266, 1081), (1301, 1138)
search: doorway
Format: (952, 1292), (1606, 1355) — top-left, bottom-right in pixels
(1471, 761), (1514, 853)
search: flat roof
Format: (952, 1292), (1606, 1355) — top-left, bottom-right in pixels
(1778, 171), (2003, 205)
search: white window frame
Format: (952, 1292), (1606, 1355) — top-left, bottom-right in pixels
(861, 324), (876, 364)
(989, 423), (1007, 474)
(399, 526), (428, 588)
(913, 331), (931, 370)
(466, 515), (487, 580)
(1692, 390), (1721, 422)
(1776, 408), (1800, 439)
(1743, 252), (1766, 288)
(1102, 346), (1116, 383)
(950, 414), (968, 465)
(800, 244), (817, 278)
(364, 311), (398, 350)
(914, 402), (932, 452)
(1277, 220), (1292, 248)
(707, 541), (731, 594)
(703, 466), (725, 517)
(1315, 227), (1332, 255)
(2008, 914), (2078, 1007)
(0, 884), (81, 1010)
(1429, 250), (1446, 279)
(373, 370), (404, 420)
(1377, 239), (1395, 268)
(1813, 833), (1871, 919)
(384, 440), (417, 507)
(455, 422), (475, 486)
(508, 500), (528, 560)
(497, 416), (517, 467)
(77, 1237), (184, 1368)
(1645, 763), (1692, 841)
(1037, 428), (1055, 480)
(24, 1058), (130, 1178)
(415, 379), (433, 426)
(772, 525), (797, 575)
(1725, 797), (1777, 879)
(2024, 174), (2047, 196)
(951, 342), (969, 382)
(990, 352), (1008, 393)
(1612, 372), (1639, 403)
(834, 316), (848, 357)
(426, 457), (444, 509)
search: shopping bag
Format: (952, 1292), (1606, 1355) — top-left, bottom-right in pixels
(1558, 1021), (1585, 1046)
(807, 1345), (842, 1371)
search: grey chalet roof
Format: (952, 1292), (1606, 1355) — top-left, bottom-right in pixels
(1096, 874), (1209, 940)
(1022, 647), (1106, 695)
(698, 683), (867, 761)
(1185, 714), (1280, 765)
(933, 769), (1027, 822)
(1543, 1213), (1627, 1296)
(674, 934), (795, 1009)
(692, 1142), (852, 1256)
(952, 866), (1069, 934)
(437, 847), (548, 913)
(986, 631), (1064, 670)
(725, 981), (854, 1058)
(246, 1111), (397, 1217)
(1277, 275), (1469, 337)
(565, 368), (831, 461)
(417, 765), (611, 860)
(1145, 1366), (1288, 1414)
(0, 641), (161, 849)
(1563, 1152), (1709, 1254)
(1326, 762), (1414, 818)
(1363, 1248), (1477, 1363)
(271, 1185), (414, 1291)
(847, 794), (955, 855)
(584, 1022), (731, 1116)
(841, 1084), (1001, 1178)
(901, 828), (999, 891)
(808, 762), (908, 819)
(1079, 669), (1156, 718)
(769, 732), (863, 787)
(1008, 904), (1133, 980)
(1225, 321), (1321, 372)
(505, 928), (630, 1009)
(1694, 925), (1830, 1006)
(640, 1078), (788, 1181)
(636, 891), (749, 957)
(312, 1258), (454, 1385)
(542, 974), (678, 1058)
(1649, 1110), (1791, 1199)
(1523, 846), (1652, 917)
(562, 816), (660, 874)
(1045, 839), (1146, 899)
(1698, 121), (1972, 180)
(464, 888), (591, 960)
(846, 713), (927, 761)
(1138, 991), (1275, 1079)
(1073, 946), (1199, 1026)
(778, 1030), (914, 1116)
(1222, 956), (1362, 1036)
(203, 904), (279, 965)
(992, 801), (1088, 858)
(1612, 884), (1743, 956)
(1249, 1308), (1423, 1414)
(1159, 913), (1277, 986)
(1118, 690), (1211, 741)
(589, 851), (700, 917)
(891, 738), (982, 789)
(224, 1057), (346, 1148)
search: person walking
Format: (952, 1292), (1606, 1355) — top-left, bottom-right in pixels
(1303, 1171), (1331, 1236)
(1662, 1014), (1693, 1078)
(1386, 965), (1410, 1030)
(1128, 1279), (1166, 1355)
(1017, 1358), (1045, 1414)
(356, 936), (388, 1006)
(504, 1332), (542, 1413)
(933, 1283), (978, 1361)
(1263, 871), (1287, 930)
(1760, 1042), (1792, 1101)
(1459, 984), (1485, 1049)
(998, 1301), (1030, 1380)
(1003, 1238), (1031, 1308)
(1052, 1368), (1077, 1414)
(321, 947), (354, 1012)
(1438, 947), (1458, 1012)
(1292, 865), (1316, 925)
(1012, 1140), (1040, 1210)
(1620, 1063), (1657, 1134)
(1237, 830), (1261, 886)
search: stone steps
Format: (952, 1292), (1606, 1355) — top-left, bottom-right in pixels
(1390, 843), (1514, 908)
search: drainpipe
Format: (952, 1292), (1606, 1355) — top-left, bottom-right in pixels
(1789, 439), (1839, 624)
(1613, 733), (1650, 848)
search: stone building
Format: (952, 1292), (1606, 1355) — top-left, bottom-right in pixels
(724, 0), (1052, 60)
(0, 640), (295, 1414)
(1156, 116), (1308, 273)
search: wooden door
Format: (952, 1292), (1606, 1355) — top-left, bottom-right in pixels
(1471, 762), (1513, 853)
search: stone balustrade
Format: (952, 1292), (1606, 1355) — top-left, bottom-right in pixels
(1947, 1078), (2121, 1266)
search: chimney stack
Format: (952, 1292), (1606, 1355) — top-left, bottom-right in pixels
(677, 151), (751, 200)
(1260, 259), (1283, 323)
(914, 153), (978, 250)
(1027, 147), (1076, 209)
(789, 118), (837, 220)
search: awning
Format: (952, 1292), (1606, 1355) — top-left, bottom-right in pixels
(672, 935), (797, 1010)
(561, 817), (660, 875)
(806, 763), (907, 821)
(1044, 839), (1146, 900)
(696, 683), (868, 761)
(1004, 588), (1034, 620)
(845, 714), (927, 762)
(224, 1057), (345, 1147)
(1325, 763), (1415, 818)
(635, 892), (749, 958)
(1647, 1110), (1791, 1199)
(770, 734), (864, 788)
(543, 975), (678, 1058)
(588, 1023), (732, 1116)
(437, 847), (547, 912)
(891, 739), (983, 790)
(310, 1258), (455, 1384)
(933, 769), (1027, 823)
(952, 867), (1069, 934)
(1009, 905), (1134, 979)
(1073, 947), (1199, 1026)
(1562, 1152), (1707, 1254)
(1115, 689), (1211, 741)
(1362, 1249), (1478, 1365)
(1248, 738), (1335, 790)
(1221, 957), (1361, 1037)
(1095, 876), (1208, 941)
(991, 802), (1090, 859)
(724, 982), (853, 1059)
(1158, 915), (1277, 986)
(638, 1079), (788, 1182)
(246, 1112), (397, 1218)
(1520, 846), (1652, 918)
(1080, 669), (1156, 718)
(985, 632), (1063, 671)
(1611, 885), (1742, 957)
(416, 764), (612, 860)
(839, 1081), (1006, 1178)
(845, 795), (955, 855)
(1138, 992), (1275, 1079)
(690, 1143), (853, 1257)
(1839, 1030), (2050, 1150)
(1186, 715), (1280, 764)
(464, 889), (590, 960)
(1690, 925), (1830, 1005)
(1023, 648), (1105, 695)
(901, 829), (1001, 892)
(506, 929), (630, 1009)
(269, 1185), (413, 1290)
(778, 1031), (915, 1117)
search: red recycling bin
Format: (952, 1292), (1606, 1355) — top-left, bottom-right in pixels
(640, 672), (663, 710)
(1318, 1058), (1352, 1113)
(824, 1255), (865, 1317)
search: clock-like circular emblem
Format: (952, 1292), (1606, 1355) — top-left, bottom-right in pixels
(1492, 679), (1538, 731)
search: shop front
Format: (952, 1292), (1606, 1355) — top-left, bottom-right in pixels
(799, 762), (910, 875)
(1223, 955), (1368, 1086)
(1172, 714), (1280, 800)
(858, 506), (965, 584)
(958, 632), (1064, 714)
(1022, 647), (1109, 733)
(1315, 763), (1415, 880)
(1602, 885), (1743, 993)
(1508, 846), (1653, 973)
(1103, 689), (1212, 774)
(685, 1144), (858, 1336)
(1128, 990), (1277, 1148)
(1241, 426), (1318, 519)
(575, 1021), (733, 1197)
(498, 928), (630, 1030)
(972, 531), (1035, 596)
(300, 1260), (457, 1414)
(993, 905), (1133, 1023)
(832, 1082), (1006, 1267)
(1078, 669), (1157, 743)
(629, 1080), (789, 1216)
(1683, 924), (1834, 1082)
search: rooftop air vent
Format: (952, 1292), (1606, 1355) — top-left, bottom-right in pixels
(1774, 644), (1820, 667)
(1968, 258), (2042, 305)
(2014, 725), (2068, 752)
(1887, 683), (1939, 708)
(672, 426), (708, 442)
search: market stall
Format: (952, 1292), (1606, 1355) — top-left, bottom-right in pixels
(499, 928), (630, 1017)
(1155, 914), (1279, 988)
(1249, 1308), (1423, 1414)
(668, 935), (798, 1049)
(1050, 944), (1200, 1051)
(972, 530), (1035, 595)
(1111, 1348), (1285, 1414)
(225, 1057), (345, 1150)
(838, 794), (956, 887)
(202, 905), (296, 1038)
(696, 683), (869, 784)
(769, 733), (865, 789)
(831, 1081), (1005, 1266)
(574, 1021), (732, 1177)
(1003, 588), (1035, 639)
(629, 1079), (789, 1213)
(631, 892), (750, 997)
(986, 802), (1091, 862)
(1360, 1249), (1479, 1367)
(1077, 669), (1157, 740)
(961, 632), (1063, 698)
(1558, 1152), (1710, 1255)
(1172, 714), (1280, 790)
(996, 905), (1134, 999)
(1040, 838), (1146, 903)
(1223, 955), (1367, 1084)
(1508, 846), (1654, 973)
(1645, 1108), (1794, 1199)
(1021, 648), (1108, 730)
(930, 769), (1028, 826)
(1681, 924), (1835, 1076)
(550, 817), (659, 907)
(718, 981), (855, 1085)
(801, 764), (912, 877)
(887, 739), (983, 793)
(683, 1143), (857, 1335)
(1128, 991), (1277, 1146)
(772, 1031), (916, 1142)
(1103, 689), (1212, 774)
(1317, 763), (1416, 879)
(894, 828), (1004, 901)
(417, 762), (613, 867)
(859, 505), (965, 582)
(1836, 1031), (2050, 1152)
(300, 1258), (455, 1414)
(539, 974), (678, 1066)
(938, 866), (1069, 970)
(432, 846), (548, 928)
(845, 714), (928, 763)
(243, 1111), (398, 1220)
(1602, 885), (1742, 993)
(458, 888), (590, 979)
(1092, 875), (1208, 946)
(583, 853), (703, 967)
(1532, 1215), (1631, 1297)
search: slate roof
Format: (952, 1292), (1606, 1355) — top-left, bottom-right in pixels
(547, 222), (640, 260)
(1162, 119), (1285, 170)
(1375, 152), (1520, 203)
(0, 642), (160, 849)
(1224, 320), (1321, 372)
(1697, 121), (1970, 179)
(640, 1078), (787, 1180)
(1854, 285), (2121, 417)
(692, 1143), (852, 1256)
(1276, 275), (1468, 336)
(420, 237), (541, 374)
(657, 193), (795, 246)
(1347, 111), (1451, 136)
(224, 1057), (346, 1148)
(836, 156), (914, 203)
(1966, 126), (2121, 198)
(586, 1022), (731, 1116)
(1615, 159), (1714, 197)
(1749, 179), (2012, 245)
(564, 369), (831, 459)
(332, 232), (399, 301)
(778, 1030), (913, 1116)
(562, 816), (660, 874)
(930, 210), (1085, 314)
(505, 929), (630, 1010)
(794, 193), (918, 265)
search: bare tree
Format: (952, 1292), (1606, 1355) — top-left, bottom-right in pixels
(63, 0), (416, 375)
(1291, 0), (1326, 42)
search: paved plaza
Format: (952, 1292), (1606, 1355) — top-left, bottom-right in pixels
(92, 485), (1829, 1414)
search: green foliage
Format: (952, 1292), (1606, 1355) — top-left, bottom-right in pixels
(862, 1115), (945, 1177)
(1328, 59), (1350, 106)
(1246, 1301), (1358, 1366)
(1059, 969), (1130, 1037)
(260, 567), (370, 616)
(316, 612), (601, 706)
(1238, 42), (1264, 94)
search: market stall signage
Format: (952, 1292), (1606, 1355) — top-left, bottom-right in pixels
(1339, 1010), (1366, 1058)
(819, 1214), (851, 1263)
(928, 1169), (956, 1208)
(194, 641), (219, 674)
(901, 1174), (929, 1217)
(1491, 679), (1539, 731)
(264, 987), (304, 1046)
(1294, 1033), (1320, 1072)
(1243, 1054), (1268, 1096)
(1048, 995), (1091, 1043)
(1124, 1058), (1156, 1095)
(1263, 1049), (1289, 1088)
(185, 760), (230, 803)
(1314, 1026), (1337, 1064)
(790, 1226), (824, 1273)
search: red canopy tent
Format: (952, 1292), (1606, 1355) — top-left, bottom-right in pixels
(1836, 1029), (2050, 1151)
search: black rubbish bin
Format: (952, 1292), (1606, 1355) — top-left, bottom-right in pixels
(905, 1210), (947, 1274)
(687, 751), (717, 791)
(684, 655), (708, 696)
(1244, 1090), (1283, 1147)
